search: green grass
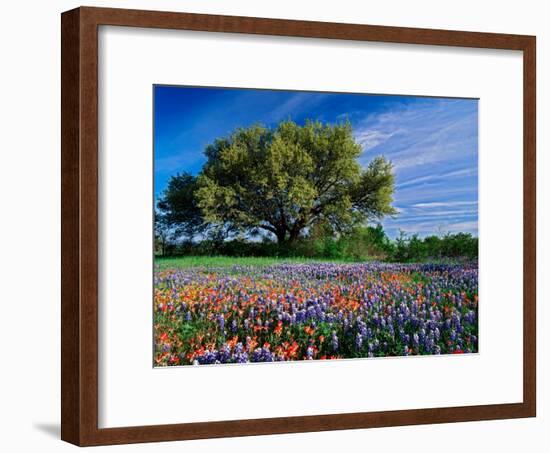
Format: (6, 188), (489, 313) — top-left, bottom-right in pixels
(155, 255), (358, 269)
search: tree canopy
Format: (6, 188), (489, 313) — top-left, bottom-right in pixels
(157, 120), (396, 244)
(156, 172), (204, 239)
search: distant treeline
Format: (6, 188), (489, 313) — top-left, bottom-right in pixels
(155, 224), (478, 263)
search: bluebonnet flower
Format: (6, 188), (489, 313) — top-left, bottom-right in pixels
(331, 331), (339, 352)
(217, 314), (225, 331)
(354, 332), (363, 350)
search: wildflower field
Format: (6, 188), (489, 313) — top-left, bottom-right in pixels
(154, 258), (478, 366)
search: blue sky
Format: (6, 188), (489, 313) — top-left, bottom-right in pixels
(154, 85), (478, 238)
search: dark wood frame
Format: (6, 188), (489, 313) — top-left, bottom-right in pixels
(61, 6), (536, 446)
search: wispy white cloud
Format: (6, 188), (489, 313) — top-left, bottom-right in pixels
(353, 99), (478, 174)
(396, 167), (476, 189)
(390, 220), (478, 236)
(154, 151), (203, 173)
(445, 168), (477, 178)
(355, 130), (398, 151)
(389, 208), (477, 221)
(412, 201), (478, 209)
(444, 221), (479, 233)
(267, 92), (329, 123)
(393, 185), (477, 205)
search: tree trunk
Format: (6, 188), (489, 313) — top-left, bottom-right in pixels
(288, 230), (300, 244)
(276, 229), (287, 244)
(288, 220), (304, 244)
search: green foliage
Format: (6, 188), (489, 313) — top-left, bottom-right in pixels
(391, 230), (478, 262)
(195, 120), (396, 243)
(341, 224), (394, 260)
(156, 172), (205, 244)
(156, 226), (478, 263)
(304, 225), (477, 263)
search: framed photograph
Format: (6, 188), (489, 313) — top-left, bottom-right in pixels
(61, 6), (536, 446)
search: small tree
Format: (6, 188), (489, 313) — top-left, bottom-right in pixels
(394, 230), (409, 262)
(156, 172), (205, 241)
(154, 213), (169, 256)
(343, 224), (393, 260)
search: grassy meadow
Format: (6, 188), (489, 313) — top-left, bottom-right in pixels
(155, 255), (359, 270)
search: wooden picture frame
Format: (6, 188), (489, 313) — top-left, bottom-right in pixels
(61, 6), (536, 446)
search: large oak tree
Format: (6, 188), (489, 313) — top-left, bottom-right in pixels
(189, 120), (396, 244)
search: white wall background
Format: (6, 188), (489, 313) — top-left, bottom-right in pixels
(0, 0), (547, 451)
